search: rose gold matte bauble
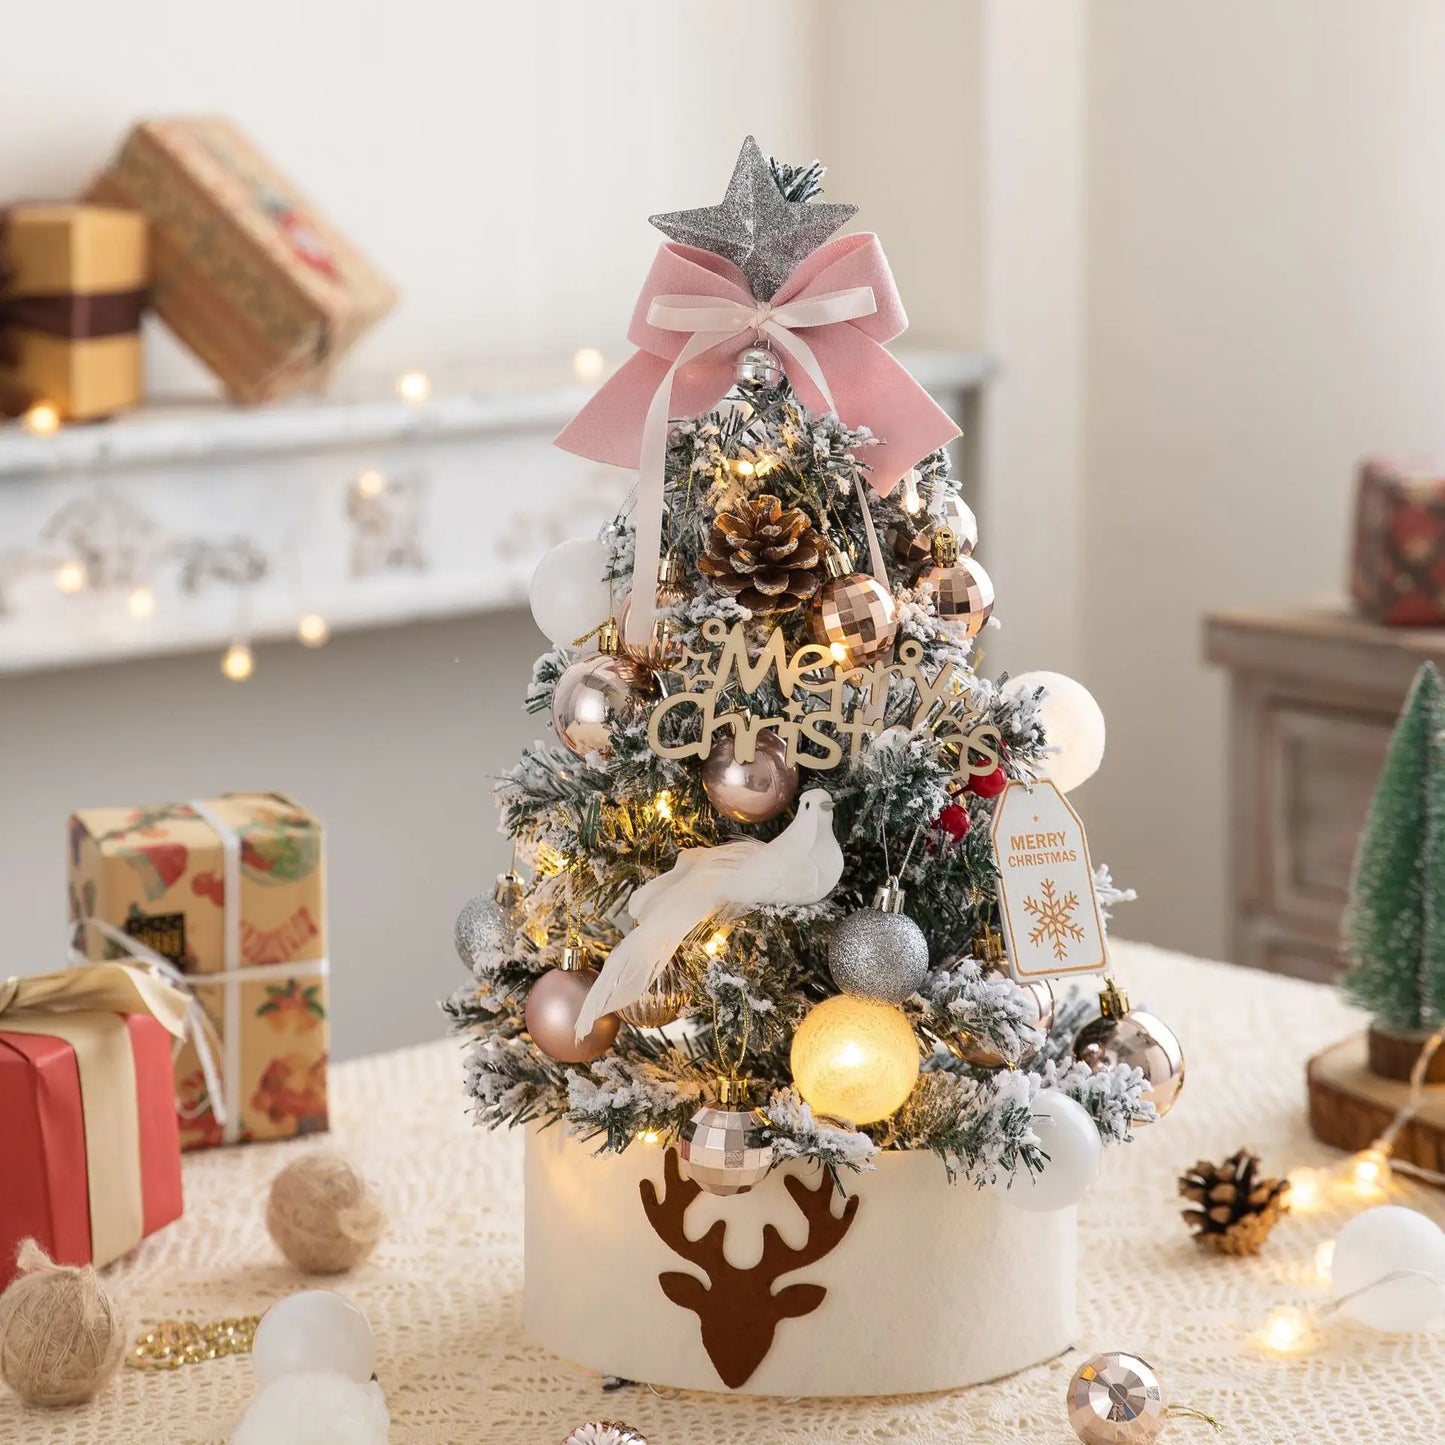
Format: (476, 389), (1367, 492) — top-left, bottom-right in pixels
(918, 552), (995, 641)
(701, 731), (799, 824)
(526, 963), (620, 1063)
(551, 653), (643, 758)
(809, 549), (898, 666)
(1073, 982), (1185, 1120)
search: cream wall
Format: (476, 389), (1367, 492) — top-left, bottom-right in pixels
(1081, 2), (1445, 957)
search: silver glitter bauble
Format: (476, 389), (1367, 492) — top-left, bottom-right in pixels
(701, 730), (799, 824)
(551, 652), (644, 758)
(679, 1081), (774, 1196)
(1066, 1351), (1168, 1444)
(650, 136), (857, 302)
(453, 870), (523, 971)
(734, 344), (783, 388)
(828, 878), (929, 1003)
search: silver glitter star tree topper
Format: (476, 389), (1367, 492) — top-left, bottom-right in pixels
(649, 136), (857, 301)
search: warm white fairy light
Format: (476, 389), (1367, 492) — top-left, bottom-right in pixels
(901, 468), (922, 514)
(703, 930), (727, 957)
(636, 1128), (661, 1145)
(1258, 1305), (1311, 1354)
(652, 790), (674, 821)
(297, 613), (330, 647)
(22, 401), (60, 436)
(356, 469), (387, 498)
(572, 347), (606, 382)
(733, 458), (755, 478)
(1286, 1167), (1323, 1213)
(127, 586), (156, 619)
(221, 640), (254, 681)
(396, 371), (430, 402)
(1347, 1147), (1389, 1200)
(53, 559), (86, 595)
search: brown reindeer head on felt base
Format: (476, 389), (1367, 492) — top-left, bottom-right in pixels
(639, 1146), (860, 1389)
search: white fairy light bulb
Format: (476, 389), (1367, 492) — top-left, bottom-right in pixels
(53, 559), (86, 595)
(1286, 1167), (1323, 1213)
(1330, 1206), (1445, 1332)
(297, 613), (330, 647)
(528, 536), (613, 649)
(790, 995), (920, 1125)
(396, 371), (430, 402)
(1259, 1305), (1310, 1354)
(356, 469), (386, 499)
(222, 640), (255, 681)
(1003, 670), (1106, 793)
(22, 400), (60, 436)
(251, 1291), (377, 1386)
(572, 347), (606, 382)
(127, 585), (156, 619)
(989, 1091), (1102, 1212)
(1348, 1147), (1389, 1198)
(901, 467), (923, 515)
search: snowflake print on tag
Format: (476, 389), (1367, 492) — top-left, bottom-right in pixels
(1023, 878), (1086, 961)
(989, 780), (1108, 979)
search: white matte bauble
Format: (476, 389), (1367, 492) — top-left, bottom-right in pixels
(251, 1290), (377, 1387)
(1003, 670), (1106, 793)
(1330, 1206), (1445, 1332)
(231, 1370), (390, 1445)
(529, 537), (613, 649)
(990, 1090), (1101, 1213)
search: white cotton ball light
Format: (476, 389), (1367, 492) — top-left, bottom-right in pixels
(529, 537), (613, 649)
(251, 1290), (377, 1386)
(990, 1090), (1102, 1212)
(790, 995), (921, 1125)
(1004, 670), (1106, 793)
(1330, 1205), (1445, 1333)
(230, 1370), (389, 1445)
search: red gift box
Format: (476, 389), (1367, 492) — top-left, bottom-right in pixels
(0, 965), (186, 1289)
(1350, 457), (1445, 625)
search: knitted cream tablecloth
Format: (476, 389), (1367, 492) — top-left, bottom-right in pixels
(6, 940), (1445, 1445)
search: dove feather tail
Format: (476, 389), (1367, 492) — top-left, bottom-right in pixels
(572, 904), (711, 1043)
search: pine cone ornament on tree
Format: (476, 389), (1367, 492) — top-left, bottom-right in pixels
(1178, 1149), (1289, 1256)
(699, 494), (825, 614)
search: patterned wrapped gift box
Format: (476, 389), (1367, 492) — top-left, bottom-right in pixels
(87, 117), (396, 402)
(68, 792), (328, 1150)
(1350, 456), (1445, 625)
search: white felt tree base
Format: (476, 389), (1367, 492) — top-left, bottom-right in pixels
(523, 1122), (1076, 1397)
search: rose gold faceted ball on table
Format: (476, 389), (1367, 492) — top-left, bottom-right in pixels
(919, 553), (995, 641)
(809, 551), (899, 667)
(551, 654), (643, 758)
(1066, 1351), (1169, 1444)
(1073, 987), (1185, 1120)
(525, 965), (620, 1063)
(701, 731), (799, 824)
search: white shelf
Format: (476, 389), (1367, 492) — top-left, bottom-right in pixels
(0, 349), (992, 677)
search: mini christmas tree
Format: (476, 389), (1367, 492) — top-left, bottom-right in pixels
(446, 138), (1172, 1196)
(1343, 661), (1445, 1033)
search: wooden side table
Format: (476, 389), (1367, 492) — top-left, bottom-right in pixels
(1204, 605), (1445, 982)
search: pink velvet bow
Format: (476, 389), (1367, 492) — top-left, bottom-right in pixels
(555, 233), (961, 646)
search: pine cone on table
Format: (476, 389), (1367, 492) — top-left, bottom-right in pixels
(699, 495), (825, 614)
(1178, 1149), (1290, 1256)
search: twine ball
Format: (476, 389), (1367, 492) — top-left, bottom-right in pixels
(266, 1152), (386, 1275)
(0, 1240), (125, 1406)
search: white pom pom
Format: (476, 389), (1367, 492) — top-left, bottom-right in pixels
(231, 1371), (389, 1445)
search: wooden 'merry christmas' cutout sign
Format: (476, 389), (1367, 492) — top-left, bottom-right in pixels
(639, 1147), (860, 1389)
(990, 779), (1109, 980)
(646, 618), (1002, 782)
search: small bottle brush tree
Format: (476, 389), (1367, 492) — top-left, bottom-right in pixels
(1343, 660), (1445, 1036)
(446, 142), (1153, 1187)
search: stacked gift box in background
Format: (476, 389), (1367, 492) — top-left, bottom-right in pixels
(0, 793), (328, 1286)
(0, 116), (395, 421)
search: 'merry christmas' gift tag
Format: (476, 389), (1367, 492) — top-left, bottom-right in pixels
(989, 780), (1108, 980)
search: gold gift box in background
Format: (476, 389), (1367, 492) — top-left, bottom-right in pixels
(0, 203), (147, 420)
(68, 793), (329, 1151)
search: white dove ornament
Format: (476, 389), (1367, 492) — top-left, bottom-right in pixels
(573, 789), (844, 1042)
